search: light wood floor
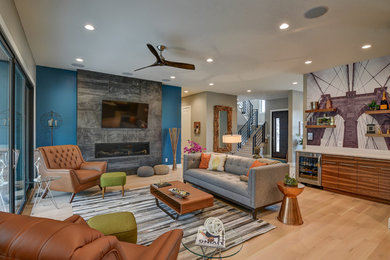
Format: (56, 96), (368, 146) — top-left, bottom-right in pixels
(23, 168), (390, 259)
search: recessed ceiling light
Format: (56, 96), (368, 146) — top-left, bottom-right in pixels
(279, 23), (289, 30)
(184, 90), (188, 93)
(305, 60), (312, 64)
(71, 63), (85, 68)
(84, 24), (95, 31)
(206, 58), (214, 63)
(361, 44), (372, 49)
(209, 83), (214, 86)
(292, 82), (298, 85)
(304, 6), (329, 19)
(247, 90), (252, 93)
(75, 58), (84, 62)
(170, 76), (176, 79)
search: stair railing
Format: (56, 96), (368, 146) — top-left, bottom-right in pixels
(237, 100), (257, 151)
(252, 122), (266, 154)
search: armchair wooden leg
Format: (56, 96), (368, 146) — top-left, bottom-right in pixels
(98, 185), (102, 190)
(70, 193), (76, 203)
(42, 189), (48, 199)
(102, 187), (105, 199)
(122, 185), (124, 197)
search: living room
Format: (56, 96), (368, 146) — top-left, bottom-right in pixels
(1, 0), (390, 259)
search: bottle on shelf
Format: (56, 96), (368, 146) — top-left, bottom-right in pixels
(380, 90), (388, 110)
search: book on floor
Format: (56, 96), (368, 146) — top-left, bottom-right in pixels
(195, 226), (225, 248)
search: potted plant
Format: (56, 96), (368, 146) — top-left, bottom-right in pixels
(368, 100), (378, 111)
(284, 174), (298, 187)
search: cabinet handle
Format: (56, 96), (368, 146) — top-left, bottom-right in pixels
(358, 165), (376, 169)
(339, 163), (355, 167)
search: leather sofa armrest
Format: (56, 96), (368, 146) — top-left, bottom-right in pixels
(80, 161), (107, 173)
(141, 229), (183, 260)
(248, 163), (289, 208)
(72, 236), (124, 260)
(64, 215), (88, 226)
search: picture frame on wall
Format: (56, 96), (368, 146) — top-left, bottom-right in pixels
(307, 132), (313, 141)
(194, 122), (200, 134)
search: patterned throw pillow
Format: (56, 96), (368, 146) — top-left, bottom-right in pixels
(207, 154), (227, 172)
(199, 153), (211, 169)
(246, 160), (267, 176)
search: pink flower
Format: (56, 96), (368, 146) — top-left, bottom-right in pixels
(183, 140), (205, 153)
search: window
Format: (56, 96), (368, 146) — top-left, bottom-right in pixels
(275, 118), (280, 152)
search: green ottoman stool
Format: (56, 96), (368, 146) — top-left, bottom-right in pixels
(100, 172), (127, 199)
(87, 212), (137, 244)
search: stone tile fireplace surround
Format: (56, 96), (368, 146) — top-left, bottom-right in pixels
(77, 70), (162, 174)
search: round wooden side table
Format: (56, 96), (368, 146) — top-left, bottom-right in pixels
(277, 181), (305, 225)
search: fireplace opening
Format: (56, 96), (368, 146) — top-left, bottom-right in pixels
(95, 142), (150, 158)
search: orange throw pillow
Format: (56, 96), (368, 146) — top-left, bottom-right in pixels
(246, 161), (267, 176)
(199, 153), (211, 169)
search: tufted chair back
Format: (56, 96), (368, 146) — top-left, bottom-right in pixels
(38, 145), (85, 170)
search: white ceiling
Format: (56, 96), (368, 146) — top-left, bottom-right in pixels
(14, 0), (390, 98)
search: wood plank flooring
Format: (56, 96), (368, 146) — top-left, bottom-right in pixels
(23, 168), (390, 259)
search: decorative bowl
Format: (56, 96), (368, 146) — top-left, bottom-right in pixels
(169, 188), (190, 198)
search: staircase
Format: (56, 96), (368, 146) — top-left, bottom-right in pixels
(236, 100), (266, 158)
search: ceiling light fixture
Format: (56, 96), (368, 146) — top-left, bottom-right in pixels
(184, 90), (188, 93)
(170, 76), (176, 79)
(84, 24), (95, 31)
(305, 60), (312, 64)
(279, 23), (289, 30)
(206, 58), (214, 63)
(75, 58), (84, 62)
(304, 6), (329, 19)
(209, 83), (214, 86)
(292, 82), (298, 85)
(361, 44), (372, 49)
(247, 90), (252, 93)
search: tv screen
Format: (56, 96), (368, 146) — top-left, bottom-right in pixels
(101, 100), (148, 128)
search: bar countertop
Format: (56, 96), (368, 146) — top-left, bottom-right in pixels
(296, 146), (390, 160)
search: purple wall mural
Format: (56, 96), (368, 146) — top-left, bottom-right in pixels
(306, 55), (390, 150)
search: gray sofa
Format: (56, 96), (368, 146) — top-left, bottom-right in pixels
(183, 153), (289, 219)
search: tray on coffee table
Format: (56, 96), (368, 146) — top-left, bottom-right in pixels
(150, 181), (214, 220)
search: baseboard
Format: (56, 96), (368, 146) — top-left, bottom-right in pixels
(168, 164), (182, 169)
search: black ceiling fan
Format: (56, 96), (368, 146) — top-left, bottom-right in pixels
(134, 43), (195, 71)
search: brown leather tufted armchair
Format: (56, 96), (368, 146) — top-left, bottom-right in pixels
(38, 145), (107, 202)
(0, 212), (183, 260)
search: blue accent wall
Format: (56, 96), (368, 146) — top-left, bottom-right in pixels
(162, 85), (181, 165)
(36, 66), (77, 147)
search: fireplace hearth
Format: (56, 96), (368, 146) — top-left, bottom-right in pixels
(95, 142), (150, 158)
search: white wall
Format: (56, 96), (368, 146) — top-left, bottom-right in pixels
(0, 0), (35, 83)
(288, 90), (303, 163)
(182, 91), (238, 152)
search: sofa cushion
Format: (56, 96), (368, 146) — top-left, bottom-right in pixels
(74, 169), (101, 184)
(185, 169), (249, 197)
(224, 155), (255, 175)
(257, 158), (281, 165)
(207, 154), (227, 172)
(199, 153), (211, 169)
(246, 161), (267, 176)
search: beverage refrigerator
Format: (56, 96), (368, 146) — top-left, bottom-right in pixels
(296, 151), (322, 186)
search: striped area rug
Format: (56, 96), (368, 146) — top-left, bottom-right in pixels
(72, 187), (275, 259)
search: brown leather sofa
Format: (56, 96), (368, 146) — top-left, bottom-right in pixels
(38, 145), (107, 202)
(0, 212), (183, 260)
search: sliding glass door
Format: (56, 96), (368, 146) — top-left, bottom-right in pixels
(0, 33), (33, 214)
(0, 40), (11, 213)
(14, 65), (27, 212)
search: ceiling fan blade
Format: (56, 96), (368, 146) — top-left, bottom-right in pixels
(146, 43), (162, 63)
(163, 60), (195, 70)
(134, 63), (159, 71)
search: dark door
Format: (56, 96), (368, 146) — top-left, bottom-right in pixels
(272, 110), (288, 159)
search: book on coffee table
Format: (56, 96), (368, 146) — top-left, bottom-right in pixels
(195, 226), (225, 248)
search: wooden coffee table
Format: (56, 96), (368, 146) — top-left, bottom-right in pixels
(150, 181), (214, 220)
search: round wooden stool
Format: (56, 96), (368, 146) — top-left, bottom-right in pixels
(277, 181), (305, 225)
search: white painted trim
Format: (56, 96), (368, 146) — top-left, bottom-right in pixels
(168, 164), (182, 169)
(181, 106), (191, 160)
(269, 108), (288, 158)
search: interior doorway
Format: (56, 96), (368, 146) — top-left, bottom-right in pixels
(271, 110), (288, 159)
(181, 106), (191, 160)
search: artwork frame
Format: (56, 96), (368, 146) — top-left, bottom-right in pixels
(194, 122), (200, 134)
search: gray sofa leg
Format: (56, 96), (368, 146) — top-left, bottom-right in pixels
(252, 208), (259, 219)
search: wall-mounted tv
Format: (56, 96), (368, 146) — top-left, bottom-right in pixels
(101, 100), (148, 128)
